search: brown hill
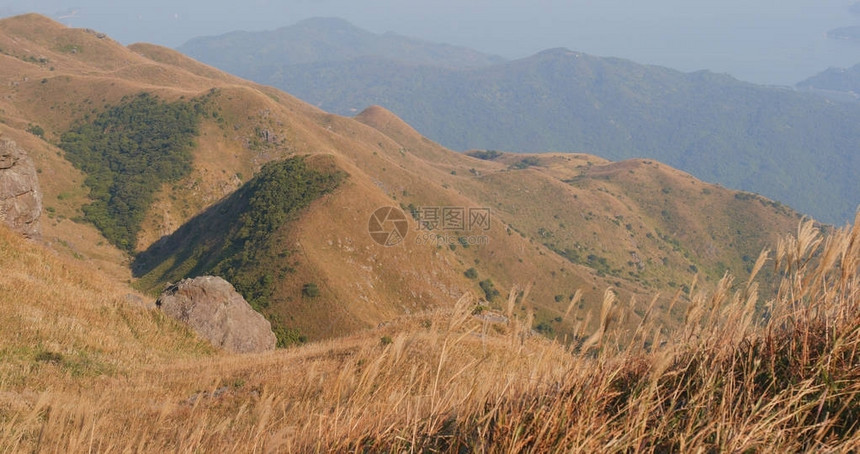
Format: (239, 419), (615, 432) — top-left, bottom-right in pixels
(0, 14), (803, 345)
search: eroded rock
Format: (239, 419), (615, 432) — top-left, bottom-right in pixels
(156, 276), (276, 353)
(0, 138), (42, 238)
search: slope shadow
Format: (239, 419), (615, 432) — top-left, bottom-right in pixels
(132, 187), (246, 290)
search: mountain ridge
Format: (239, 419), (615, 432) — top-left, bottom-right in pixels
(178, 16), (505, 72)
(179, 18), (860, 225)
(798, 63), (860, 98)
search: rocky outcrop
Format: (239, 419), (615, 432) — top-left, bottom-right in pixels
(0, 138), (42, 238)
(156, 276), (276, 353)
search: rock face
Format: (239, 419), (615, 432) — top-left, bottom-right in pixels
(156, 276), (276, 353)
(0, 138), (42, 238)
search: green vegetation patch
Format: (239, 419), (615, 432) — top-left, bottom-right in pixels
(26, 124), (44, 138)
(60, 93), (208, 252)
(466, 150), (502, 160)
(479, 279), (500, 302)
(510, 156), (540, 170)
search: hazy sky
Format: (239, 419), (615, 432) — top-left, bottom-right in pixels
(3, 0), (860, 84)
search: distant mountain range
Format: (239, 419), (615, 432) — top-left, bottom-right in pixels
(179, 19), (860, 225)
(179, 17), (505, 71)
(827, 26), (860, 42)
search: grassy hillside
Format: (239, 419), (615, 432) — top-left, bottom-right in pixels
(0, 224), (213, 390)
(180, 20), (860, 224)
(1, 214), (858, 451)
(0, 14), (806, 346)
(352, 105), (805, 341)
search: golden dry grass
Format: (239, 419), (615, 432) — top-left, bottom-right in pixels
(1, 212), (858, 452)
(0, 225), (213, 387)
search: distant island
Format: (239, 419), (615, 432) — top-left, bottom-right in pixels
(828, 26), (860, 42)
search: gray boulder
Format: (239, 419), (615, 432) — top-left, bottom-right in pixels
(156, 276), (276, 353)
(0, 138), (42, 238)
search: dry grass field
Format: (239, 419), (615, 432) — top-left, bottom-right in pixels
(1, 213), (858, 452)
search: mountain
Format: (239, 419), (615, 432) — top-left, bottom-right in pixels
(798, 63), (860, 99)
(181, 22), (860, 225)
(178, 16), (505, 74)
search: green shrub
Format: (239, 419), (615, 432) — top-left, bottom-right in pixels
(302, 283), (320, 298)
(479, 279), (500, 302)
(35, 350), (64, 364)
(466, 149), (502, 160)
(27, 124), (44, 138)
(535, 321), (554, 335)
(273, 326), (307, 348)
(510, 156), (540, 169)
(464, 267), (478, 279)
